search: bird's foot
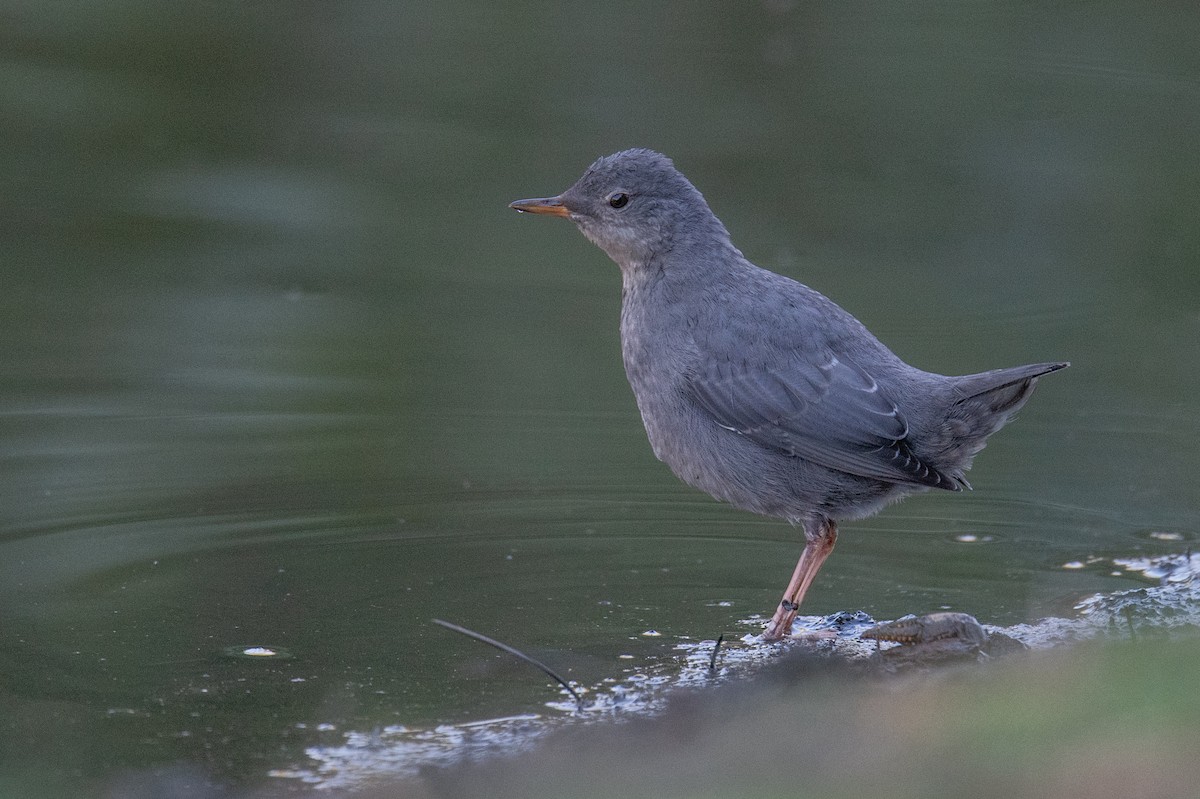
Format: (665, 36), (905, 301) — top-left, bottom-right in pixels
(760, 600), (808, 640)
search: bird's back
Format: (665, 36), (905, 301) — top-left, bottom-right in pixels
(619, 253), (1065, 520)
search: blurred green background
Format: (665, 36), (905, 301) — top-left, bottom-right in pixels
(2, 1), (1198, 795)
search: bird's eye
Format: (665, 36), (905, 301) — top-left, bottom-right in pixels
(608, 192), (629, 209)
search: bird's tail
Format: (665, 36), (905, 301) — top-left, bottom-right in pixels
(954, 361), (1069, 411)
(937, 361), (1069, 484)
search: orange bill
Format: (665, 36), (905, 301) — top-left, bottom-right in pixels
(509, 196), (570, 217)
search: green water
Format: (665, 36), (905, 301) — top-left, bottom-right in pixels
(2, 1), (1198, 793)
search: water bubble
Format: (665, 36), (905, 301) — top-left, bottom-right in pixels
(1148, 530), (1185, 542)
(223, 645), (292, 660)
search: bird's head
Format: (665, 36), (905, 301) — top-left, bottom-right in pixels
(510, 149), (727, 270)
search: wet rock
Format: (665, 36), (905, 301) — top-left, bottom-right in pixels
(861, 612), (1027, 668)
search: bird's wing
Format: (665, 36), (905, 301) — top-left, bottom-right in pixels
(688, 352), (961, 490)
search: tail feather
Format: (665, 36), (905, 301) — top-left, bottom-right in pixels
(953, 361), (1070, 406)
(935, 361), (1068, 481)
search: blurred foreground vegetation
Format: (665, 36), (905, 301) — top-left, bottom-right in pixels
(385, 635), (1199, 799)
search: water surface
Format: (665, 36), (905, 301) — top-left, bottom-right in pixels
(2, 1), (1198, 793)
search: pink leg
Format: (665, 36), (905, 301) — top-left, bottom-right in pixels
(762, 519), (838, 640)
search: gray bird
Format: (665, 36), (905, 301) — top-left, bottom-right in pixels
(510, 149), (1067, 640)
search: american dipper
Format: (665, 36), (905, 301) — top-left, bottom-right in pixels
(510, 149), (1067, 640)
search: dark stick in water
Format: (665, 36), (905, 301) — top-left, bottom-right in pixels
(709, 634), (724, 673)
(432, 618), (583, 709)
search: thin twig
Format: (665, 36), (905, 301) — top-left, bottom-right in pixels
(708, 633), (724, 673)
(432, 619), (583, 709)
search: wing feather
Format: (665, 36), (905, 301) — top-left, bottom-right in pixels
(689, 352), (961, 490)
